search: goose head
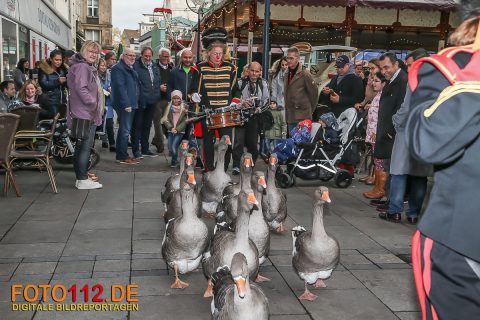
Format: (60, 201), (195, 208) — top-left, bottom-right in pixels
(240, 153), (254, 175)
(180, 155), (196, 188)
(218, 135), (232, 152)
(238, 190), (258, 212)
(251, 171), (267, 193)
(314, 186), (331, 204)
(231, 252), (249, 299)
(268, 153), (279, 171)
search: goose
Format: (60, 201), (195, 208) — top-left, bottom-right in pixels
(292, 186), (339, 301)
(216, 153), (254, 224)
(163, 156), (200, 222)
(200, 135), (232, 217)
(211, 252), (269, 320)
(161, 140), (190, 210)
(262, 153), (288, 232)
(247, 171), (271, 283)
(161, 169), (209, 289)
(203, 190), (259, 297)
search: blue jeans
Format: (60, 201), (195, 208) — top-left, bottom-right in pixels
(115, 107), (135, 160)
(73, 124), (96, 180)
(388, 174), (427, 217)
(168, 132), (184, 165)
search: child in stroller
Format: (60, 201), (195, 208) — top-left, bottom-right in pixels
(271, 119), (313, 164)
(275, 108), (359, 189)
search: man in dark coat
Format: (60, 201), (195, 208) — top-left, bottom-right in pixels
(132, 47), (161, 158)
(111, 48), (140, 164)
(320, 55), (365, 118)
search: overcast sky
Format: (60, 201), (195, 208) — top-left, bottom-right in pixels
(112, 0), (196, 30)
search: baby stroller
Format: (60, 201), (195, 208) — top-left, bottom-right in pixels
(275, 108), (360, 189)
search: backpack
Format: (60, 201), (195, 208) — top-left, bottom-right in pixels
(409, 44), (480, 117)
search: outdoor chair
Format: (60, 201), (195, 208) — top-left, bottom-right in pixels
(0, 113), (21, 197)
(10, 114), (60, 194)
(10, 105), (42, 149)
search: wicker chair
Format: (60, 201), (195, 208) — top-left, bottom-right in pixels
(10, 114), (60, 194)
(0, 114), (21, 196)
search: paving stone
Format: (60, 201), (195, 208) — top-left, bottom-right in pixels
(300, 289), (398, 320)
(341, 254), (373, 265)
(55, 261), (94, 274)
(60, 256), (96, 262)
(327, 225), (383, 250)
(14, 262), (57, 275)
(95, 254), (131, 261)
(74, 210), (132, 230)
(1, 220), (74, 244)
(131, 258), (167, 271)
(132, 273), (206, 296)
(0, 301), (35, 320)
(52, 272), (92, 280)
(133, 202), (163, 219)
(10, 274), (52, 283)
(131, 270), (168, 277)
(0, 263), (18, 276)
(94, 260), (130, 272)
(351, 269), (420, 312)
(395, 311), (422, 320)
(131, 253), (164, 260)
(93, 271), (131, 278)
(22, 256), (60, 263)
(132, 239), (163, 254)
(63, 229), (131, 256)
(0, 224), (13, 238)
(19, 201), (82, 222)
(130, 295), (211, 320)
(132, 219), (164, 240)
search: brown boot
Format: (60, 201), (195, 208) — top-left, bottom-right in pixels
(365, 171), (375, 185)
(363, 170), (387, 199)
(359, 165), (374, 183)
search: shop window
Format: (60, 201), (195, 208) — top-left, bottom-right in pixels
(87, 0), (99, 18)
(2, 19), (17, 81)
(85, 30), (101, 42)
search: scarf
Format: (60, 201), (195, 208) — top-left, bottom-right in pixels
(25, 96), (36, 104)
(171, 104), (182, 129)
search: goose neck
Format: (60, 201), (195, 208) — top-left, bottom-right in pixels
(311, 202), (327, 240)
(235, 205), (250, 245)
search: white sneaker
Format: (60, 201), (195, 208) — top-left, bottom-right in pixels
(76, 179), (103, 190)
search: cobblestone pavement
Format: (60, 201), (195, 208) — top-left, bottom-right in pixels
(0, 147), (421, 320)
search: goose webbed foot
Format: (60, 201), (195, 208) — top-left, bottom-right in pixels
(254, 274), (271, 283)
(203, 278), (213, 298)
(314, 279), (326, 288)
(275, 222), (287, 233)
(299, 282), (317, 301)
(171, 264), (189, 289)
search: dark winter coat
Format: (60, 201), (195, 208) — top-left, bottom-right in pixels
(111, 59), (139, 110)
(38, 59), (68, 107)
(133, 57), (161, 107)
(374, 69), (408, 159)
(22, 94), (52, 120)
(167, 64), (199, 102)
(319, 73), (365, 117)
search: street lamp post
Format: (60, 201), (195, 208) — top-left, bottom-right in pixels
(262, 0), (270, 79)
(186, 0), (209, 61)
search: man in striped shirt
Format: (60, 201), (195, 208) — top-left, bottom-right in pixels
(191, 38), (238, 172)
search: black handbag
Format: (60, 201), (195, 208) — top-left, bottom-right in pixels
(71, 118), (92, 140)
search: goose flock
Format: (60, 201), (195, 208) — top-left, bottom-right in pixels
(160, 136), (340, 319)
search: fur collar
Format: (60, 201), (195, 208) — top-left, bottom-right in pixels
(39, 59), (68, 75)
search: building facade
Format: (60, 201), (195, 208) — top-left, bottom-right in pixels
(79, 0), (113, 50)
(0, 0), (75, 81)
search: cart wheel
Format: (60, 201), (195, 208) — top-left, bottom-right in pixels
(334, 169), (353, 188)
(289, 174), (296, 187)
(276, 173), (292, 189)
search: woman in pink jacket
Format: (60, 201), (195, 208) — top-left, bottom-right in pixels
(67, 41), (103, 190)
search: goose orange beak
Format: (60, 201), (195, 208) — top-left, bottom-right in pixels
(269, 157), (277, 166)
(225, 136), (231, 145)
(181, 141), (189, 149)
(247, 192), (258, 206)
(244, 158), (253, 168)
(234, 277), (246, 298)
(321, 191), (331, 203)
(187, 172), (196, 185)
(185, 156), (194, 166)
(258, 176), (267, 189)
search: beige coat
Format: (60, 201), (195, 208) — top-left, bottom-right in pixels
(283, 63), (318, 124)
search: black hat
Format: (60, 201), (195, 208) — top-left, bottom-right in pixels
(335, 55), (350, 68)
(459, 0), (480, 19)
(201, 27), (228, 49)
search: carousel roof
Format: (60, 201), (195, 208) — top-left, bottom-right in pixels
(224, 0), (457, 11)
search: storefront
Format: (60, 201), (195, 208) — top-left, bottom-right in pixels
(0, 0), (72, 81)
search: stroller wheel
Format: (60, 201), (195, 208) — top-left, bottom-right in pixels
(334, 169), (353, 188)
(276, 173), (292, 189)
(289, 174), (296, 187)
